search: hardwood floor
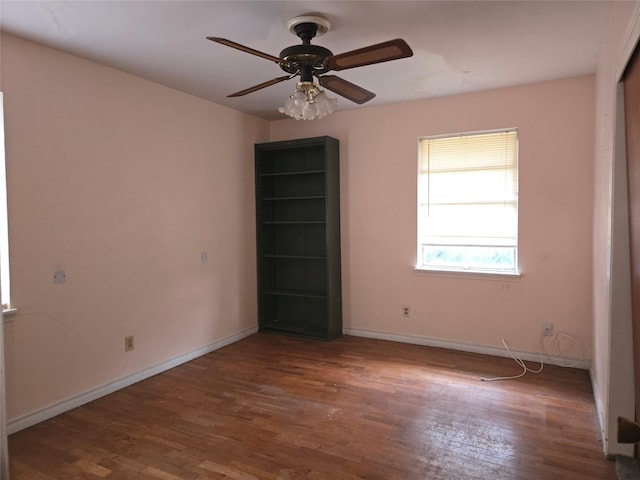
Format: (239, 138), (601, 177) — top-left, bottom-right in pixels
(9, 334), (616, 479)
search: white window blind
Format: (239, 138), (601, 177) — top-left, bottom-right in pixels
(417, 129), (519, 272)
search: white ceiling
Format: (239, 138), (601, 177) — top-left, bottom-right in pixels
(0, 1), (614, 120)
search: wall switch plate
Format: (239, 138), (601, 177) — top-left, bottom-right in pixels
(53, 270), (66, 284)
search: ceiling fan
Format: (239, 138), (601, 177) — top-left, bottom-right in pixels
(207, 15), (413, 105)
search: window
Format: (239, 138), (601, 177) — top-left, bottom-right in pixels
(417, 129), (519, 274)
(0, 93), (11, 310)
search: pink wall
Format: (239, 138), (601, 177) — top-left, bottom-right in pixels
(271, 76), (595, 358)
(1, 34), (269, 423)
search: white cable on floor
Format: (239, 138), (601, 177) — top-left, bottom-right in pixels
(480, 330), (587, 382)
(480, 338), (544, 382)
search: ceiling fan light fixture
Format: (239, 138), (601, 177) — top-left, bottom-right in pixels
(208, 14), (413, 115)
(278, 81), (337, 120)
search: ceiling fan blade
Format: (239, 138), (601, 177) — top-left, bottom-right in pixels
(318, 75), (376, 104)
(326, 39), (413, 71)
(207, 37), (285, 65)
(228, 76), (292, 97)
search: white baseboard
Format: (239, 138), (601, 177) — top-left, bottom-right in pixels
(343, 327), (590, 370)
(590, 367), (610, 456)
(8, 326), (258, 435)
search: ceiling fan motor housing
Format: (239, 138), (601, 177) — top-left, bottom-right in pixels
(279, 44), (333, 78)
(280, 20), (333, 81)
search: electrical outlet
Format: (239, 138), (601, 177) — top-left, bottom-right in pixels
(542, 322), (554, 337)
(125, 335), (134, 352)
(402, 305), (410, 318)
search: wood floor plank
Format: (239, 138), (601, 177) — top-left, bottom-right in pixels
(9, 334), (616, 479)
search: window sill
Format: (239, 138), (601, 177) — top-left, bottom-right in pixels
(3, 307), (17, 322)
(414, 266), (521, 280)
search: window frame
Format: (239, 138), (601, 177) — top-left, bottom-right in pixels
(0, 93), (13, 313)
(415, 128), (520, 277)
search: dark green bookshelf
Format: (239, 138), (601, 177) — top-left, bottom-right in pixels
(255, 136), (342, 340)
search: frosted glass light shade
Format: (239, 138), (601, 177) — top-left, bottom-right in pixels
(279, 82), (337, 120)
